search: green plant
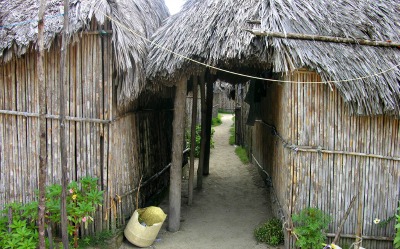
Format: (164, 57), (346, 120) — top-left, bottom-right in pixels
(229, 126), (235, 145)
(211, 114), (222, 126)
(254, 218), (284, 246)
(186, 125), (215, 158)
(292, 207), (331, 249)
(235, 146), (249, 164)
(394, 204), (400, 248)
(0, 202), (39, 249)
(46, 177), (104, 248)
(0, 177), (103, 249)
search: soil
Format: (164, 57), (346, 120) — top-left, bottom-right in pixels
(120, 114), (285, 249)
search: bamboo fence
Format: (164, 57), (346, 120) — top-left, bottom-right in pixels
(240, 70), (399, 249)
(0, 27), (174, 236)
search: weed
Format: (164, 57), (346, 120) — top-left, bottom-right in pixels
(254, 218), (284, 246)
(235, 146), (249, 164)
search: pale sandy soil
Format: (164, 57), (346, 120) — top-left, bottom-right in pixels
(120, 114), (284, 249)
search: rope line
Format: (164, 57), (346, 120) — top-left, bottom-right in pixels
(100, 12), (400, 85)
(2, 11), (399, 84)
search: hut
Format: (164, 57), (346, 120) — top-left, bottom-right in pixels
(146, 0), (400, 248)
(0, 0), (172, 234)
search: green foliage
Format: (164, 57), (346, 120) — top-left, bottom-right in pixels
(254, 218), (284, 246)
(0, 177), (103, 249)
(0, 202), (39, 249)
(229, 126), (235, 145)
(186, 125), (215, 158)
(292, 207), (331, 249)
(394, 204), (400, 249)
(235, 146), (249, 164)
(211, 114), (222, 127)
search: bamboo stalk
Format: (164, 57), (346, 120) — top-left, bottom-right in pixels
(256, 120), (400, 161)
(326, 233), (393, 242)
(332, 195), (358, 244)
(246, 29), (400, 48)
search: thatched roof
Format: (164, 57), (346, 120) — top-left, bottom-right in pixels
(147, 0), (400, 117)
(0, 0), (169, 111)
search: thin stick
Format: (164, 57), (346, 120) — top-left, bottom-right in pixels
(246, 29), (400, 48)
(136, 176), (143, 210)
(332, 195), (358, 244)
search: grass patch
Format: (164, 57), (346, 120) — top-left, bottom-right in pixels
(229, 126), (235, 145)
(218, 109), (234, 114)
(235, 146), (249, 164)
(211, 113), (222, 126)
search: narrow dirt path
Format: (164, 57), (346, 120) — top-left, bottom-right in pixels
(121, 114), (282, 249)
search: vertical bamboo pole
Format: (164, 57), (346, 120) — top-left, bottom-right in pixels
(59, 1), (70, 247)
(355, 161), (364, 249)
(169, 78), (187, 232)
(188, 76), (198, 205)
(197, 74), (206, 189)
(203, 80), (214, 175)
(37, 0), (46, 248)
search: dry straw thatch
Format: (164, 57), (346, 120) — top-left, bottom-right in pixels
(147, 0), (400, 117)
(0, 0), (169, 110)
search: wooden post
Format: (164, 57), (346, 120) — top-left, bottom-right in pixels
(203, 80), (214, 175)
(59, 1), (70, 248)
(188, 76), (198, 205)
(169, 78), (187, 232)
(197, 74), (206, 189)
(37, 1), (47, 248)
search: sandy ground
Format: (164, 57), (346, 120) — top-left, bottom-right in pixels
(120, 114), (284, 249)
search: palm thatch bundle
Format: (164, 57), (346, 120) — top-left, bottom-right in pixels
(147, 0), (400, 117)
(147, 0), (266, 86)
(0, 0), (169, 110)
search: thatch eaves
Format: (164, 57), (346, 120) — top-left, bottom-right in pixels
(147, 0), (400, 117)
(0, 0), (169, 111)
(260, 0), (400, 116)
(146, 0), (268, 86)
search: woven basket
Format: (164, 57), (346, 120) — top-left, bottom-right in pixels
(124, 207), (167, 247)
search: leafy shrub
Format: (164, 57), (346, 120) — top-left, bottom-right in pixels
(0, 202), (39, 249)
(292, 207), (331, 249)
(254, 218), (284, 246)
(186, 125), (214, 158)
(0, 177), (103, 249)
(394, 203), (400, 248)
(211, 114), (222, 126)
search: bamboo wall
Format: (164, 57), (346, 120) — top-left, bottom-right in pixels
(0, 30), (173, 234)
(247, 71), (399, 248)
(215, 91), (236, 113)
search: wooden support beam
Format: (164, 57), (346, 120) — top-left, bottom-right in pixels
(246, 29), (400, 48)
(203, 81), (214, 175)
(37, 1), (47, 248)
(59, 0), (70, 247)
(197, 74), (206, 189)
(169, 78), (187, 232)
(188, 76), (198, 206)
